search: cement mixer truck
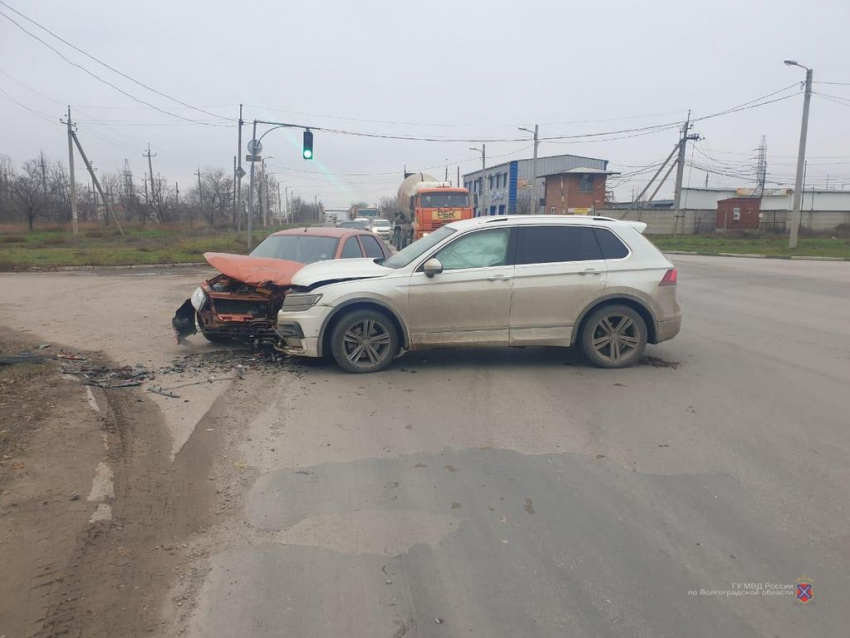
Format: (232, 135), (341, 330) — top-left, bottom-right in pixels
(392, 173), (473, 249)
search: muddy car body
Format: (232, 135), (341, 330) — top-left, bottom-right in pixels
(173, 227), (391, 343)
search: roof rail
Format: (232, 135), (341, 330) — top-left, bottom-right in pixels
(485, 217), (510, 223)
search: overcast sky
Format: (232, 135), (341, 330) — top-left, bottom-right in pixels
(2, 0), (849, 209)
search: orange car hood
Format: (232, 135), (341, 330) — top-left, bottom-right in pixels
(204, 252), (304, 288)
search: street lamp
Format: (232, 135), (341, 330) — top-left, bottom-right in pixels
(784, 59), (813, 249)
(470, 146), (486, 216)
(518, 125), (539, 214)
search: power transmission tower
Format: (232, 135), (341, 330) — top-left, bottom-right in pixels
(60, 106), (79, 234)
(754, 136), (767, 197)
(195, 166), (204, 223)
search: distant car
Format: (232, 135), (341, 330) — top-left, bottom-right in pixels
(172, 227), (391, 343)
(339, 219), (371, 230)
(370, 218), (392, 241)
(276, 215), (682, 373)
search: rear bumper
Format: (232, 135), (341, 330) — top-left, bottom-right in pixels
(656, 317), (682, 343)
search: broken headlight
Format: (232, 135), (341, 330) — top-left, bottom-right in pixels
(282, 293), (322, 312)
(190, 286), (208, 312)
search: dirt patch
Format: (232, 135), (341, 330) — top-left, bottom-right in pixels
(638, 355), (681, 369)
(0, 327), (226, 638)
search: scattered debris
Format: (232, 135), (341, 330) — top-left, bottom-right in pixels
(0, 351), (51, 365)
(37, 343), (51, 350)
(435, 618), (443, 625)
(639, 355), (681, 369)
(69, 493), (80, 501)
(147, 385), (180, 399)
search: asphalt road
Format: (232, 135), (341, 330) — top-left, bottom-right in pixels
(188, 255), (850, 637)
(2, 256), (848, 636)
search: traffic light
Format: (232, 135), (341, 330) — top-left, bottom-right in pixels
(302, 129), (314, 160)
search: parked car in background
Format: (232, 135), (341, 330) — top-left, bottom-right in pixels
(172, 227), (391, 343)
(276, 215), (681, 373)
(339, 219), (371, 231)
(370, 218), (392, 241)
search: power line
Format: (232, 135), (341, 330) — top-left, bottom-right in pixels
(0, 86), (61, 125)
(0, 7), (231, 128)
(0, 0), (234, 124)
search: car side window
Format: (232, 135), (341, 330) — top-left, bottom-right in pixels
(434, 228), (510, 270)
(360, 235), (385, 259)
(515, 226), (601, 264)
(593, 228), (630, 259)
(341, 237), (362, 258)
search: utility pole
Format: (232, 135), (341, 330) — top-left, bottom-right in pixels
(39, 153), (47, 193)
(277, 182), (282, 221)
(143, 144), (157, 216)
(470, 145), (486, 215)
(236, 104), (244, 232)
(62, 106), (78, 235)
(233, 155), (238, 229)
(672, 111), (700, 235)
(70, 130), (124, 235)
(195, 166), (204, 223)
(314, 194), (318, 222)
(175, 181), (179, 208)
(519, 125), (539, 213)
(261, 158), (269, 228)
(785, 60), (813, 248)
(457, 166), (460, 190)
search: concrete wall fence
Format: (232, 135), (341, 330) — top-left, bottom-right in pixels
(597, 209), (850, 235)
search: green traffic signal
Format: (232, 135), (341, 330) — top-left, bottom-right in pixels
(303, 129), (314, 160)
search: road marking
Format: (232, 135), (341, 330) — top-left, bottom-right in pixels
(87, 462), (114, 502)
(89, 504), (113, 524)
(85, 386), (100, 412)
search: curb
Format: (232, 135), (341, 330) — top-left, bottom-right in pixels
(20, 262), (208, 273)
(664, 250), (848, 262)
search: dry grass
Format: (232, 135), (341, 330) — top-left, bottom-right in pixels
(0, 221), (304, 269)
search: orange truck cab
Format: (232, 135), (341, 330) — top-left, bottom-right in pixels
(393, 173), (473, 249)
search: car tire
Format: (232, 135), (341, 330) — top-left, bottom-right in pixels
(330, 309), (399, 374)
(580, 304), (647, 369)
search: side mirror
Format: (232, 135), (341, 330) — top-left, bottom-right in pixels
(423, 258), (443, 278)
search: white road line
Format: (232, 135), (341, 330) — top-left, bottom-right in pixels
(85, 386), (100, 412)
(87, 462), (114, 502)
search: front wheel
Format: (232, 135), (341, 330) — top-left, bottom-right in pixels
(330, 309), (399, 373)
(580, 305), (647, 368)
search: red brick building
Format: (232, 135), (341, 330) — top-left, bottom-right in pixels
(716, 197), (761, 230)
(540, 168), (617, 215)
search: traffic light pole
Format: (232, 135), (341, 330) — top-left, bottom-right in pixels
(247, 119), (258, 251)
(247, 118), (314, 249)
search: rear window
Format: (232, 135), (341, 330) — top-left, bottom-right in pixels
(249, 235), (339, 264)
(516, 226), (601, 264)
(593, 228), (630, 259)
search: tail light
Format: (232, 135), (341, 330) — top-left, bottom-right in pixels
(659, 268), (678, 286)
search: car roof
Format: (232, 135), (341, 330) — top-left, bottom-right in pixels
(445, 214), (635, 232)
(271, 227), (365, 238)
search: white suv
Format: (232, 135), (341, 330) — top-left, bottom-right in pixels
(276, 215), (681, 373)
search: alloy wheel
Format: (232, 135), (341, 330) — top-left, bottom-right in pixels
(341, 318), (393, 369)
(590, 314), (642, 364)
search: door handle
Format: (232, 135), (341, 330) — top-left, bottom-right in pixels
(578, 268), (601, 276)
(486, 274), (511, 282)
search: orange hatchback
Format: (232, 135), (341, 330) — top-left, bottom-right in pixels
(173, 227), (390, 343)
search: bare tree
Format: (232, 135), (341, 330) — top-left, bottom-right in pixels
(200, 168), (233, 225)
(10, 160), (46, 229)
(378, 195), (397, 219)
(514, 193), (532, 214)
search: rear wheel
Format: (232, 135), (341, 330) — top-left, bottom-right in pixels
(580, 305), (647, 368)
(330, 309), (399, 373)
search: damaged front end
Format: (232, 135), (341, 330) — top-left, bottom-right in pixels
(173, 274), (290, 344)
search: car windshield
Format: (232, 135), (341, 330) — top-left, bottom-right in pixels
(249, 235), (339, 264)
(382, 225), (456, 269)
(420, 192), (469, 208)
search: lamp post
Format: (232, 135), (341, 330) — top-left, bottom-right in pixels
(519, 125), (539, 214)
(470, 145), (486, 216)
(784, 59), (813, 249)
